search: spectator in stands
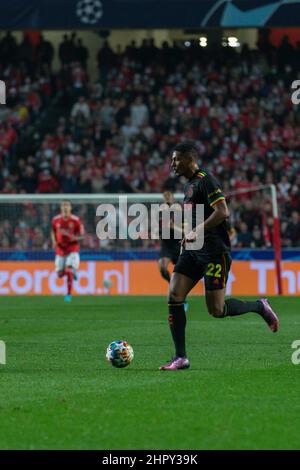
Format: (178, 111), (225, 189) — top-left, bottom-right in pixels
(100, 98), (115, 130)
(1, 33), (300, 250)
(37, 34), (54, 69)
(19, 165), (37, 193)
(0, 122), (18, 158)
(76, 39), (89, 69)
(59, 34), (73, 65)
(71, 62), (88, 95)
(0, 31), (18, 67)
(286, 211), (300, 247)
(77, 167), (92, 193)
(37, 169), (60, 193)
(18, 34), (35, 75)
(250, 226), (266, 248)
(278, 175), (291, 201)
(237, 222), (252, 248)
(32, 227), (47, 249)
(71, 96), (90, 120)
(130, 95), (149, 128)
(121, 116), (139, 142)
(97, 40), (115, 80)
(105, 166), (132, 193)
(115, 98), (129, 127)
(60, 164), (78, 193)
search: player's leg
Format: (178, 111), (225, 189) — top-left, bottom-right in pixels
(55, 255), (71, 301)
(65, 252), (80, 299)
(205, 253), (263, 317)
(159, 255), (188, 312)
(206, 288), (279, 332)
(168, 272), (196, 355)
(205, 287), (226, 317)
(160, 261), (198, 370)
(171, 250), (189, 313)
(158, 257), (171, 283)
(204, 254), (279, 331)
(55, 255), (66, 279)
(71, 253), (79, 281)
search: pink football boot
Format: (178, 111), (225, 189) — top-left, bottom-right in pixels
(159, 357), (190, 370)
(259, 298), (279, 333)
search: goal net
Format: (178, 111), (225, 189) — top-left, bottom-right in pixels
(226, 184), (282, 294)
(0, 193), (184, 254)
(0, 186), (282, 295)
(0, 194), (187, 296)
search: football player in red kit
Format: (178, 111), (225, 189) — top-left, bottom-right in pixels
(51, 200), (84, 301)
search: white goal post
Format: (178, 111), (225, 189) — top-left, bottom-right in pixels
(0, 194), (184, 202)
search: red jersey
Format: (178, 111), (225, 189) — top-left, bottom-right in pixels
(52, 214), (84, 256)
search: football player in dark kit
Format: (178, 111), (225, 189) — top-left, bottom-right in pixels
(158, 190), (189, 312)
(160, 142), (279, 371)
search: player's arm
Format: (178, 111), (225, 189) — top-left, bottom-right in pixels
(70, 220), (85, 242)
(70, 233), (85, 242)
(186, 200), (229, 242)
(202, 199), (229, 231)
(201, 176), (229, 231)
(226, 221), (237, 241)
(71, 235), (85, 242)
(51, 229), (57, 249)
(185, 176), (229, 241)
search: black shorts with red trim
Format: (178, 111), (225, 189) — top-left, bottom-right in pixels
(173, 250), (232, 290)
(159, 241), (181, 265)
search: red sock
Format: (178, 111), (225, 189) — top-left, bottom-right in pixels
(65, 267), (73, 295)
(57, 270), (65, 279)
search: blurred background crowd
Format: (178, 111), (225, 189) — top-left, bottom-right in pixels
(0, 31), (300, 251)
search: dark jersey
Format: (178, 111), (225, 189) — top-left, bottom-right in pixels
(159, 203), (181, 252)
(183, 169), (231, 255)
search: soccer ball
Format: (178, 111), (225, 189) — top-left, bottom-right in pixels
(76, 0), (103, 25)
(106, 340), (134, 368)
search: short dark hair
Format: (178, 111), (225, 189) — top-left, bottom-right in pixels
(172, 141), (199, 159)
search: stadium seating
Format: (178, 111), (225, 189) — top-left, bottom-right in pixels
(0, 33), (300, 250)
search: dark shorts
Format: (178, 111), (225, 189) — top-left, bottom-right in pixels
(159, 244), (181, 265)
(173, 250), (232, 290)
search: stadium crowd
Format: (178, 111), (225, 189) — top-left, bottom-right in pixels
(0, 31), (300, 251)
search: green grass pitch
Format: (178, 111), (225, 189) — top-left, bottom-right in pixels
(0, 295), (299, 450)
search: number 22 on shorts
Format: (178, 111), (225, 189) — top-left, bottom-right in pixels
(206, 263), (222, 278)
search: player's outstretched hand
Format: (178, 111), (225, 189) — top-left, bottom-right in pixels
(184, 230), (197, 243)
(180, 230), (196, 253)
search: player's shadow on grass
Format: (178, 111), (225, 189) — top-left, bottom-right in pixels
(99, 367), (205, 372)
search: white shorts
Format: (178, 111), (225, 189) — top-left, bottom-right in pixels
(55, 253), (80, 273)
